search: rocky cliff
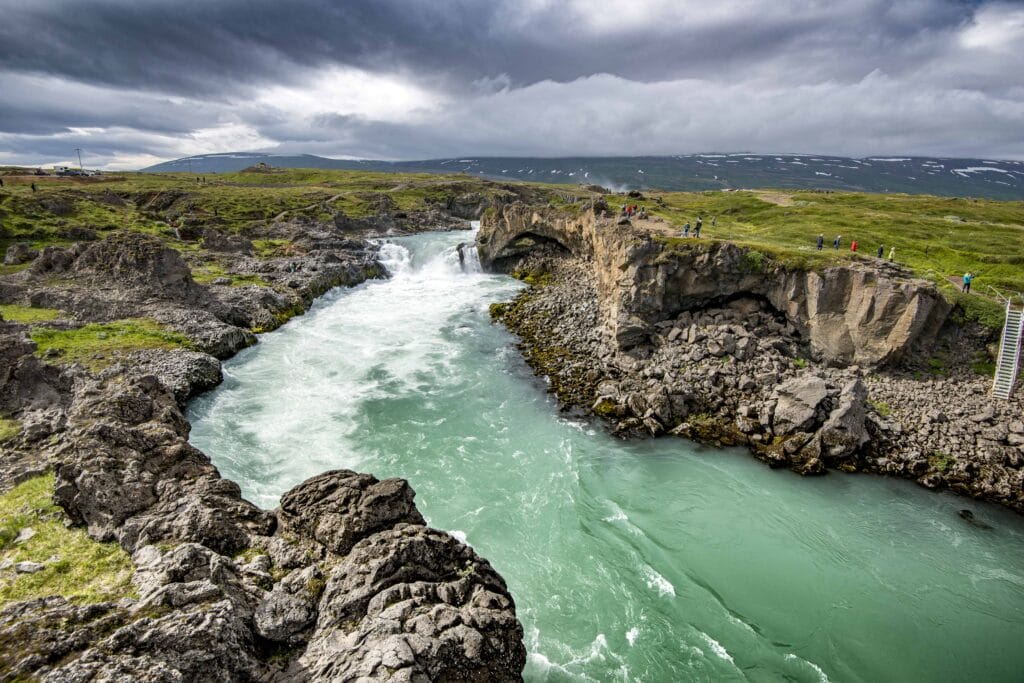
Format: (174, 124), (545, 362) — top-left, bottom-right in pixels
(479, 201), (1023, 512)
(479, 203), (950, 368)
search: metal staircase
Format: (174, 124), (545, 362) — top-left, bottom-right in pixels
(992, 292), (1023, 400)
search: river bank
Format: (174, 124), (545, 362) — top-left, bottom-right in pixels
(481, 201), (1024, 513)
(0, 189), (529, 679)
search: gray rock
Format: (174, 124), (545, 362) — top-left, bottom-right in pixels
(4, 242), (38, 265)
(772, 375), (830, 435)
(14, 527), (36, 544)
(819, 380), (870, 460)
(15, 561), (45, 574)
(295, 524), (525, 682)
(278, 469), (426, 556)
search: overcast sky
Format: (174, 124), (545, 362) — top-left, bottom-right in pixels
(1, 0), (1022, 170)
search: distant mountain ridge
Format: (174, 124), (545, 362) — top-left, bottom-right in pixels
(142, 152), (1024, 200)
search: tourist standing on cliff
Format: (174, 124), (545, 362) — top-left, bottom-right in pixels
(889, 246), (896, 262)
(817, 234), (824, 250)
(962, 272), (973, 293)
(30, 182), (36, 192)
(833, 235), (841, 250)
(694, 217), (703, 237)
(877, 244), (884, 258)
(851, 240), (858, 252)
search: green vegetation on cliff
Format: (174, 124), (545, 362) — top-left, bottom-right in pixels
(31, 319), (193, 369)
(0, 473), (135, 609)
(0, 304), (61, 324)
(0, 418), (20, 443)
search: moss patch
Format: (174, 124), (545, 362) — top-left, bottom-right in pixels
(869, 400), (893, 417)
(0, 304), (62, 324)
(191, 262), (268, 287)
(31, 318), (192, 369)
(0, 473), (135, 609)
(928, 451), (953, 473)
(0, 418), (20, 443)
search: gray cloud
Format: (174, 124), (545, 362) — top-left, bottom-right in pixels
(1, 0), (1022, 167)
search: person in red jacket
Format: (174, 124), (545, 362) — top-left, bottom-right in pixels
(851, 240), (858, 252)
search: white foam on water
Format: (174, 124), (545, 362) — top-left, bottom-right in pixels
(726, 613), (756, 634)
(697, 631), (734, 664)
(785, 654), (831, 682)
(641, 565), (676, 597)
(626, 627), (640, 646)
(602, 502), (628, 523)
(451, 530), (468, 544)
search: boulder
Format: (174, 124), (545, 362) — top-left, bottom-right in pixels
(819, 380), (870, 461)
(72, 233), (196, 299)
(254, 565), (322, 644)
(277, 469), (426, 555)
(772, 375), (830, 435)
(52, 374), (274, 555)
(4, 242), (37, 265)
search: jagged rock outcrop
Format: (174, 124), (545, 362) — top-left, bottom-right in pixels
(479, 204), (951, 367)
(294, 524), (525, 682)
(0, 317), (527, 680)
(278, 469), (426, 555)
(52, 373), (276, 555)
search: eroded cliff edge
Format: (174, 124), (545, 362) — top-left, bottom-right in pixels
(479, 201), (1023, 512)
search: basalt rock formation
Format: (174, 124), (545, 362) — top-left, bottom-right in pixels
(0, 209), (528, 679)
(480, 201), (1023, 512)
(479, 203), (950, 367)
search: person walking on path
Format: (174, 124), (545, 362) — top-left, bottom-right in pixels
(30, 182), (36, 192)
(817, 234), (824, 250)
(851, 239), (858, 253)
(962, 272), (973, 293)
(877, 244), (884, 258)
(888, 246), (895, 262)
(833, 235), (841, 250)
(682, 222), (690, 237)
(694, 216), (703, 237)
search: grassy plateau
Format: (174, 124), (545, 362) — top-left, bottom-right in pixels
(627, 189), (1024, 330)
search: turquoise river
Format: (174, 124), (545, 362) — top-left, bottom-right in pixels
(188, 229), (1024, 682)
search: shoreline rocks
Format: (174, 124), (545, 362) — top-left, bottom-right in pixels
(482, 204), (1024, 513)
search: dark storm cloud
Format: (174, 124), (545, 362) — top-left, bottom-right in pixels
(0, 0), (984, 94)
(1, 0), (1022, 166)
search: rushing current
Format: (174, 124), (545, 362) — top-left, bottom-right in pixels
(188, 228), (1024, 682)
